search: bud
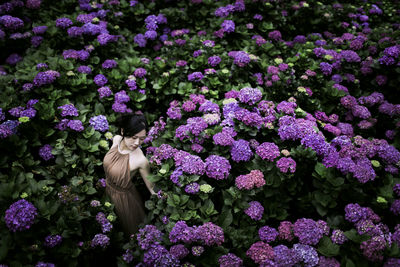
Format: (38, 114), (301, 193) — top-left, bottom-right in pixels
(92, 17), (100, 23)
(20, 192), (28, 198)
(221, 69), (230, 74)
(303, 2), (309, 7)
(297, 86), (307, 93)
(162, 72), (170, 77)
(222, 98), (237, 105)
(66, 71), (75, 76)
(105, 132), (113, 140)
(99, 140), (109, 149)
(324, 55), (333, 60)
(107, 214), (115, 222)
(281, 149), (290, 157)
(200, 184), (213, 193)
(104, 201), (112, 207)
(300, 75), (308, 80)
(376, 196), (387, 204)
(371, 160), (380, 168)
(18, 116), (29, 123)
(288, 63), (294, 67)
(114, 25), (120, 30)
(274, 58), (283, 64)
(200, 86), (209, 93)
(249, 54), (258, 61)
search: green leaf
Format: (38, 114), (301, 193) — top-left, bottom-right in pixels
(218, 209), (233, 227)
(343, 229), (370, 243)
(317, 236), (340, 256)
(146, 174), (162, 183)
(77, 138), (90, 150)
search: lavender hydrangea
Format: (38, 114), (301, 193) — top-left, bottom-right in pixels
(231, 139), (253, 162)
(276, 157), (296, 173)
(256, 142), (280, 161)
(89, 115), (109, 132)
(5, 199), (37, 232)
(245, 201), (264, 221)
(204, 155), (231, 180)
(238, 87), (262, 105)
(58, 104), (78, 117)
(91, 234), (110, 248)
(293, 218), (324, 245)
(39, 144), (54, 161)
(218, 253), (243, 267)
(259, 226), (279, 243)
(44, 235), (62, 248)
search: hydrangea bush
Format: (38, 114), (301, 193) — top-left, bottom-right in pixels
(0, 0), (399, 266)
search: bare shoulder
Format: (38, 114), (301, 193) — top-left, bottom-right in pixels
(111, 135), (122, 148)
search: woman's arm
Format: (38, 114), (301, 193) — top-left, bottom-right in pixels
(139, 159), (156, 195)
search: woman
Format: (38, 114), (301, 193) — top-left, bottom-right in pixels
(103, 112), (156, 234)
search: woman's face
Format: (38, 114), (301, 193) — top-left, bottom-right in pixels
(122, 129), (146, 151)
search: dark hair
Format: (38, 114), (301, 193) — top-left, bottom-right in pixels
(115, 112), (148, 137)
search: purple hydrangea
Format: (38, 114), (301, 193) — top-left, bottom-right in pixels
(231, 139), (253, 162)
(33, 70), (60, 87)
(259, 226), (279, 243)
(91, 234), (110, 248)
(246, 241), (274, 264)
(180, 154), (205, 175)
(256, 142), (280, 161)
(331, 229), (347, 245)
(67, 120), (84, 132)
(218, 253), (243, 267)
(293, 244), (319, 266)
(188, 72), (204, 82)
(137, 225), (163, 250)
(5, 199), (37, 232)
(102, 59), (118, 69)
(293, 218), (324, 245)
(208, 56), (221, 67)
(169, 244), (189, 260)
(169, 221), (195, 244)
(232, 51), (251, 67)
(276, 157), (296, 173)
(205, 155), (231, 180)
(273, 245), (300, 266)
(0, 15), (24, 30)
(44, 235), (62, 248)
(221, 20), (235, 33)
(195, 222), (225, 246)
(55, 18), (73, 29)
(185, 183), (200, 194)
(245, 201), (264, 221)
(213, 131), (234, 146)
(58, 104), (78, 117)
(39, 144), (54, 161)
(134, 68), (147, 78)
(238, 87), (262, 105)
(345, 203), (368, 223)
(94, 74), (108, 86)
(89, 115), (109, 132)
(77, 65), (92, 74)
(98, 86), (112, 99)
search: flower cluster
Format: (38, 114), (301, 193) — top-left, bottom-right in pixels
(5, 199), (37, 232)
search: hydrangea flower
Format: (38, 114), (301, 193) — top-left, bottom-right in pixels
(39, 144), (54, 161)
(89, 115), (109, 132)
(5, 199), (37, 232)
(245, 201), (264, 221)
(205, 155), (231, 180)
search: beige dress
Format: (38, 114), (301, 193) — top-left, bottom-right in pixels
(103, 140), (145, 234)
